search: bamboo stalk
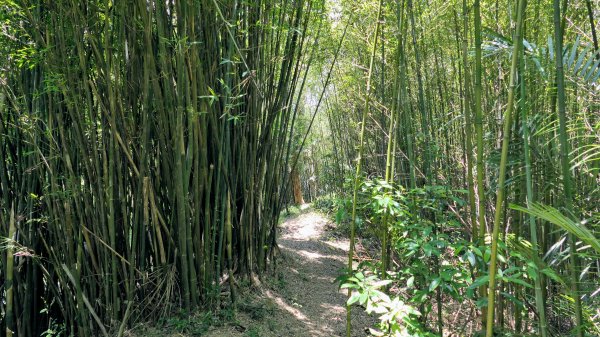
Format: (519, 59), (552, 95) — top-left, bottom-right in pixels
(520, 33), (548, 337)
(5, 205), (16, 337)
(553, 0), (584, 334)
(347, 0), (384, 335)
(461, 0), (478, 240)
(485, 1), (526, 335)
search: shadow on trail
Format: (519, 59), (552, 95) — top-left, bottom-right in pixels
(268, 209), (374, 337)
(204, 208), (374, 337)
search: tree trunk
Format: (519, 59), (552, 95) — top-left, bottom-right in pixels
(291, 167), (305, 205)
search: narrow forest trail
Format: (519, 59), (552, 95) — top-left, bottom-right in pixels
(207, 207), (375, 336)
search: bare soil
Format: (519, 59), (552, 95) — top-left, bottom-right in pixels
(204, 208), (376, 336)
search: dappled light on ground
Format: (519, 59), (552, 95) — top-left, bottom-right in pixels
(203, 208), (375, 336)
(274, 209), (376, 336)
(281, 212), (329, 241)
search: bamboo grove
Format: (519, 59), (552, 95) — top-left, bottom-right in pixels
(2, 0), (600, 336)
(0, 0), (327, 336)
(303, 0), (600, 336)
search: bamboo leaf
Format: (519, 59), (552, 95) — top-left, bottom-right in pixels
(510, 203), (600, 253)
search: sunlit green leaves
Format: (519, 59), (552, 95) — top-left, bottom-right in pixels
(511, 203), (600, 253)
(338, 268), (425, 336)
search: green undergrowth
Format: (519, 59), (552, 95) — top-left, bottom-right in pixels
(126, 205), (310, 337)
(128, 308), (233, 336)
(127, 272), (289, 337)
(277, 203), (311, 224)
(314, 176), (600, 336)
(313, 194), (353, 234)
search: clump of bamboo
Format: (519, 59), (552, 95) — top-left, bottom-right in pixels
(0, 0), (322, 335)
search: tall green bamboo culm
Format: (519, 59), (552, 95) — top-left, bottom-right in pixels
(519, 31), (548, 337)
(473, 0), (488, 328)
(473, 0), (486, 242)
(485, 0), (526, 336)
(553, 0), (584, 335)
(347, 0), (384, 335)
(462, 0), (477, 240)
(4, 206), (16, 337)
(380, 0), (406, 280)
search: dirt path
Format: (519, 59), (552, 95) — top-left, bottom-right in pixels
(207, 208), (375, 336)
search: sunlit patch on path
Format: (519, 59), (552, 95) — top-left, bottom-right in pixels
(205, 207), (375, 336)
(272, 208), (375, 336)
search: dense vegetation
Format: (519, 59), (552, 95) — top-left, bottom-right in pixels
(1, 0), (599, 336)
(306, 0), (600, 336)
(0, 0), (326, 336)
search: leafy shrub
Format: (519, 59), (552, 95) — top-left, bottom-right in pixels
(337, 268), (432, 337)
(313, 194), (337, 214)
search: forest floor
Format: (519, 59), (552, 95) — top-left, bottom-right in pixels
(129, 205), (375, 337)
(205, 206), (376, 336)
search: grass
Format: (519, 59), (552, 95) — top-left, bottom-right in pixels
(126, 271), (288, 337)
(243, 327), (261, 337)
(277, 203), (311, 224)
(127, 310), (222, 336)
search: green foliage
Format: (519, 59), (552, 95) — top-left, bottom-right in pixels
(339, 177), (565, 328)
(336, 267), (430, 337)
(278, 204), (304, 224)
(511, 203), (600, 254)
(337, 178), (488, 329)
(484, 30), (600, 87)
(244, 327), (261, 337)
(157, 310), (217, 335)
(40, 319), (66, 337)
(388, 186), (473, 309)
(313, 194), (337, 214)
(313, 192), (354, 233)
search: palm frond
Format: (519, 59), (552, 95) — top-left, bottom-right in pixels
(483, 30), (600, 87)
(510, 203), (600, 254)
